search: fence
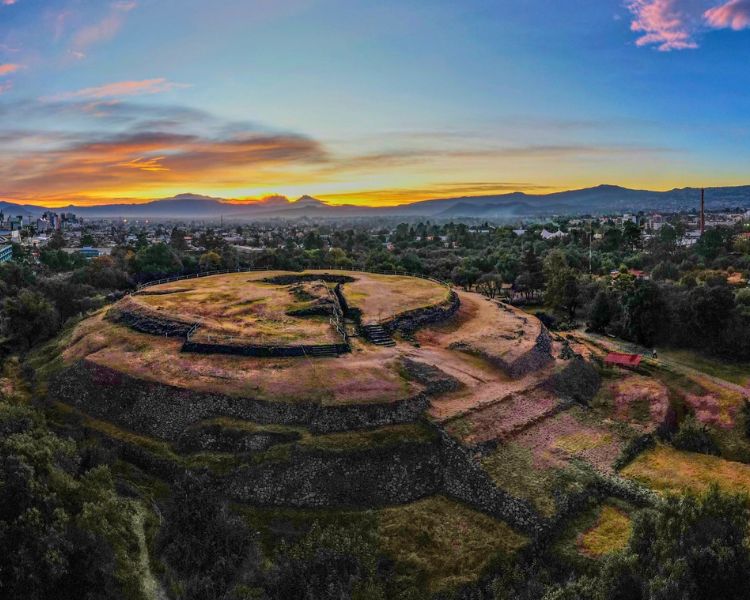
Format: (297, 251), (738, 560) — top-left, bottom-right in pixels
(136, 266), (452, 292)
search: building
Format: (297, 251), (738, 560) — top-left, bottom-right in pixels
(0, 244), (13, 263)
(604, 353), (642, 369)
(540, 229), (567, 240)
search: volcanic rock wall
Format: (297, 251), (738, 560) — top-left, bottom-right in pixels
(50, 360), (431, 438)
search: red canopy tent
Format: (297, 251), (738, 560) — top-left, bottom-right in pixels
(604, 352), (642, 369)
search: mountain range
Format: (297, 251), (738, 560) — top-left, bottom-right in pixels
(2, 185), (750, 220)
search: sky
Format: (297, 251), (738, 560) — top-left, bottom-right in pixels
(0, 0), (749, 207)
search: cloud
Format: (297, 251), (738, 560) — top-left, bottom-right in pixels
(628, 0), (750, 50)
(0, 64), (20, 76)
(627, 0), (703, 50)
(2, 0), (18, 5)
(0, 108), (328, 200)
(44, 78), (190, 101)
(705, 0), (750, 29)
(0, 82), (12, 94)
(70, 1), (137, 58)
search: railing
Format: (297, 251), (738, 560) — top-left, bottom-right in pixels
(137, 266), (452, 291)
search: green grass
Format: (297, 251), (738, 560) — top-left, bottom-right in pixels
(552, 498), (633, 569)
(234, 504), (376, 554)
(659, 349), (750, 386)
(300, 423), (437, 452)
(481, 443), (564, 517)
(377, 496), (527, 594)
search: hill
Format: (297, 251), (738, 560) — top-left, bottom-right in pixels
(4, 184), (750, 219)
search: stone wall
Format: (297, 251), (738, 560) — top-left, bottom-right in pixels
(227, 441), (443, 508)
(449, 326), (554, 380)
(176, 423), (301, 453)
(438, 431), (543, 535)
(106, 301), (194, 337)
(382, 290), (460, 334)
(181, 340), (350, 357)
(262, 274), (356, 285)
(49, 360), (431, 439)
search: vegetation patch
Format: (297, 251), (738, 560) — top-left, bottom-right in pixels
(377, 495), (527, 593)
(300, 422), (437, 452)
(622, 444), (750, 496)
(577, 504), (632, 558)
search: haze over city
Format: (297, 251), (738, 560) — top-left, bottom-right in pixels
(1, 0), (749, 208)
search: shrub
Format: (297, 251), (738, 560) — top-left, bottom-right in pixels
(671, 416), (720, 456)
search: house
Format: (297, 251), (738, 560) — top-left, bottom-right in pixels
(540, 229), (567, 240)
(610, 269), (649, 281)
(604, 352), (642, 369)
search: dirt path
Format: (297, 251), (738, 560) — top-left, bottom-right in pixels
(409, 291), (559, 422)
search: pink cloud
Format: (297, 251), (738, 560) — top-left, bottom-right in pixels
(70, 1), (137, 58)
(628, 0), (750, 50)
(627, 0), (704, 51)
(705, 0), (750, 29)
(44, 78), (189, 101)
(2, 0), (18, 5)
(0, 63), (20, 76)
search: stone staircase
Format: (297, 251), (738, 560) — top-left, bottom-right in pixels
(305, 345), (344, 358)
(362, 324), (396, 347)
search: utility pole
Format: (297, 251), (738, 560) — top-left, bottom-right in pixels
(700, 188), (705, 236)
(589, 220), (593, 274)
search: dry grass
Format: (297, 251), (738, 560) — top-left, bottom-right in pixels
(577, 505), (632, 558)
(338, 272), (448, 324)
(378, 496), (526, 593)
(682, 374), (745, 430)
(622, 445), (750, 496)
(64, 315), (418, 405)
(133, 272), (338, 344)
(133, 270), (448, 337)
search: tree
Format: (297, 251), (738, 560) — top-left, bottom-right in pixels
(621, 280), (666, 346)
(133, 243), (183, 279)
(199, 251), (222, 271)
(622, 221), (642, 251)
(544, 251), (580, 321)
(544, 486), (750, 600)
(518, 247), (545, 297)
(1, 289), (60, 350)
(170, 228), (188, 253)
(651, 261), (679, 281)
(46, 231), (66, 250)
(588, 290), (612, 332)
(0, 403), (144, 599)
(477, 273), (503, 299)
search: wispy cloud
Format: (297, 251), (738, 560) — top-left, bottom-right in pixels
(0, 63), (20, 76)
(44, 78), (190, 101)
(69, 1), (137, 59)
(705, 0), (750, 29)
(2, 1), (18, 6)
(627, 0), (750, 50)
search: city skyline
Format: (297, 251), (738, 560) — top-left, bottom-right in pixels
(1, 0), (749, 207)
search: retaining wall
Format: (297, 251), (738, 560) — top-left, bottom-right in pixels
(181, 340), (350, 357)
(380, 290), (461, 333)
(106, 301), (194, 337)
(49, 360), (431, 439)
